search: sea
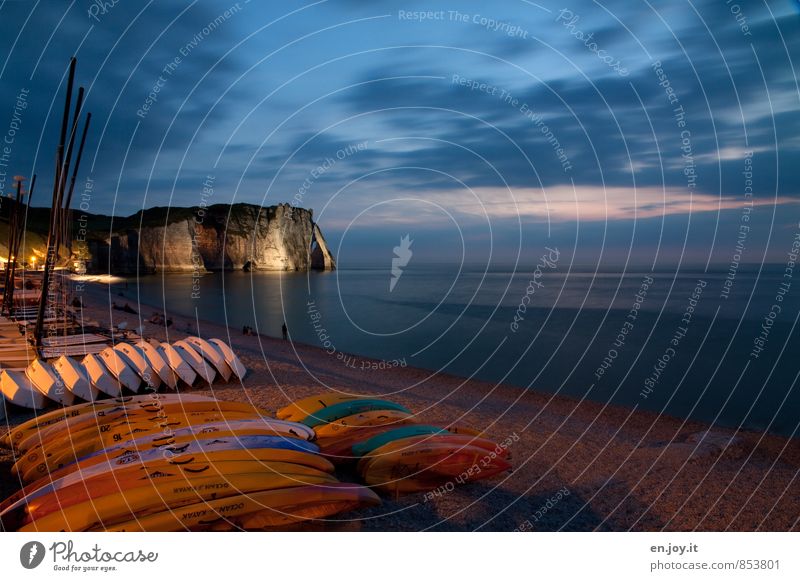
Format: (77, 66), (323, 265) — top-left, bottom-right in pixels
(127, 263), (800, 437)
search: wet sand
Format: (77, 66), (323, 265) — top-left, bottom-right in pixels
(1, 280), (798, 531)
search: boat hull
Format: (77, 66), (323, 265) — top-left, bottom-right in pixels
(208, 338), (247, 380)
(25, 359), (74, 406)
(81, 353), (122, 397)
(173, 340), (216, 385)
(0, 369), (48, 410)
(99, 347), (141, 392)
(52, 356), (98, 402)
(186, 336), (231, 382)
(115, 343), (160, 390)
(158, 343), (196, 386)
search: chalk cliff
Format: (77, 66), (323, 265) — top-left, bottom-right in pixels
(85, 203), (336, 274)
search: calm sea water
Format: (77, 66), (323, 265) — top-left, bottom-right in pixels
(125, 264), (800, 436)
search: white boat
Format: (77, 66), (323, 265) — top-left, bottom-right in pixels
(100, 347), (142, 392)
(25, 359), (74, 406)
(52, 355), (98, 402)
(137, 340), (176, 390)
(158, 342), (196, 387)
(208, 338), (247, 380)
(82, 353), (122, 397)
(114, 343), (161, 390)
(185, 336), (231, 382)
(173, 340), (216, 385)
(0, 369), (47, 409)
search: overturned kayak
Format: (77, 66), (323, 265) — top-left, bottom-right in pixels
(81, 353), (122, 398)
(208, 338), (246, 380)
(185, 336), (231, 382)
(173, 340), (216, 385)
(115, 343), (160, 390)
(100, 347), (141, 392)
(137, 340), (176, 390)
(158, 342), (196, 387)
(0, 369), (47, 410)
(25, 359), (74, 407)
(52, 355), (98, 402)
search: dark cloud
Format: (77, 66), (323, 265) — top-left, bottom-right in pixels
(0, 0), (797, 263)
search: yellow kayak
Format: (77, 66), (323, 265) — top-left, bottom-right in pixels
(19, 471), (339, 532)
(277, 393), (361, 422)
(14, 408), (262, 471)
(3, 394), (222, 448)
(1, 445), (333, 514)
(21, 407), (264, 456)
(16, 410), (263, 482)
(313, 409), (416, 440)
(16, 399), (266, 452)
(105, 483), (381, 531)
(7, 459), (334, 529)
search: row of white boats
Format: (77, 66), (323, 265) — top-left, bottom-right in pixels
(0, 336), (246, 415)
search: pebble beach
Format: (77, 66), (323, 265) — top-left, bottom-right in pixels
(1, 280), (798, 532)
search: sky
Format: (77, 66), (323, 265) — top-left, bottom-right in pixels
(0, 0), (799, 267)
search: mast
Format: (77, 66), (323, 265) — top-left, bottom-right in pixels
(63, 112), (91, 256)
(3, 175), (34, 314)
(2, 176), (25, 314)
(34, 57), (76, 346)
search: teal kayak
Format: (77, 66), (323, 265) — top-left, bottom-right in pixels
(351, 425), (446, 457)
(301, 399), (411, 428)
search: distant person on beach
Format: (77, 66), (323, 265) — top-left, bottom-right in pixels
(282, 322), (288, 340)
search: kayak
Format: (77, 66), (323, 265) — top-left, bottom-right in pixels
(0, 438), (327, 514)
(17, 469), (339, 532)
(300, 399), (412, 428)
(104, 483), (380, 532)
(184, 337), (231, 382)
(351, 425), (447, 457)
(15, 410), (266, 482)
(277, 393), (361, 422)
(207, 338), (246, 380)
(356, 433), (511, 473)
(359, 442), (512, 494)
(312, 409), (416, 439)
(16, 399), (267, 453)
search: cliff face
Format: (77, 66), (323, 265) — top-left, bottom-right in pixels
(86, 203), (336, 274)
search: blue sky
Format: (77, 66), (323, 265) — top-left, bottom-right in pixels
(0, 0), (799, 266)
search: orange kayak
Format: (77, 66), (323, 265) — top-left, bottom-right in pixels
(359, 442), (512, 494)
(356, 433), (511, 473)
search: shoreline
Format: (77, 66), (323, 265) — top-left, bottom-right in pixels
(1, 279), (798, 531)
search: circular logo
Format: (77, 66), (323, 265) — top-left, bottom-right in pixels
(20, 541), (46, 569)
